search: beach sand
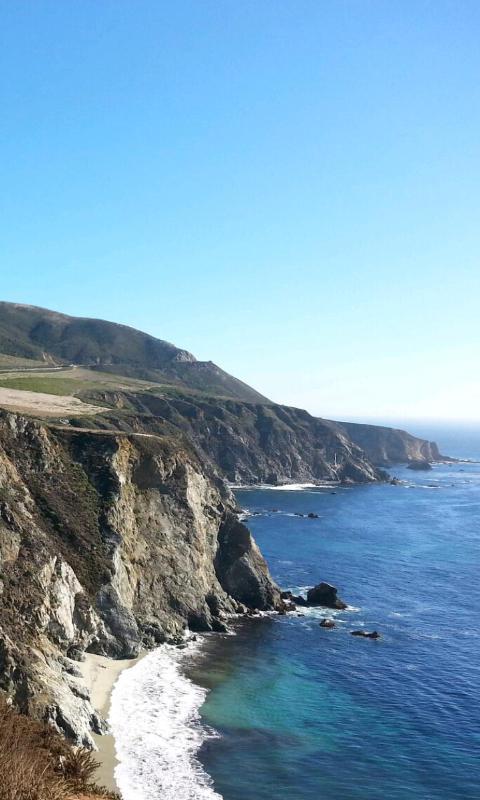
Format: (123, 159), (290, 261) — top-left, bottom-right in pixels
(80, 653), (142, 793)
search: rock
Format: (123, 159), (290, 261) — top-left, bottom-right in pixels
(291, 594), (308, 607)
(351, 630), (380, 639)
(407, 459), (432, 471)
(306, 582), (347, 609)
(319, 618), (335, 628)
(338, 421), (442, 467)
(215, 514), (282, 610)
(211, 618), (230, 633)
(0, 411), (281, 746)
(307, 512), (319, 519)
(294, 512), (304, 517)
(281, 591), (307, 607)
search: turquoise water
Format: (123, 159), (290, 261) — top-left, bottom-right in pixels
(192, 428), (480, 799)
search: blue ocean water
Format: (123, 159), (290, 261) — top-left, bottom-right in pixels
(191, 427), (480, 800)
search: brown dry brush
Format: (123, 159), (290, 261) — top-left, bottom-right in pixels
(0, 696), (120, 800)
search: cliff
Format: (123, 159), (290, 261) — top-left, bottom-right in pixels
(0, 410), (280, 746)
(336, 421), (443, 466)
(70, 391), (383, 484)
(71, 392), (440, 485)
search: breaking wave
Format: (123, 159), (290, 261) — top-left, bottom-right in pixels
(109, 641), (222, 800)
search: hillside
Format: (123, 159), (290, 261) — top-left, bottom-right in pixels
(0, 302), (444, 484)
(0, 303), (269, 404)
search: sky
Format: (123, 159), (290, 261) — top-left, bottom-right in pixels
(1, 1), (479, 423)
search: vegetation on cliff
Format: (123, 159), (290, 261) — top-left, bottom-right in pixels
(0, 697), (117, 800)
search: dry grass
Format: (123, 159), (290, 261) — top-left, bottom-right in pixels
(0, 697), (120, 800)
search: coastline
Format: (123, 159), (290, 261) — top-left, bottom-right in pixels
(80, 653), (143, 793)
(104, 639), (226, 800)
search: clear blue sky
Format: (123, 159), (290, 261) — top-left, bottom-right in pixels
(1, 1), (479, 422)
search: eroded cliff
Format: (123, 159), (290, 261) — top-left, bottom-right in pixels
(0, 411), (280, 746)
(336, 421), (443, 466)
(73, 393), (388, 485)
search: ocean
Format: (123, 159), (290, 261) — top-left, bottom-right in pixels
(109, 424), (480, 800)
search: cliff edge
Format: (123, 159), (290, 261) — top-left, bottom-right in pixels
(0, 410), (280, 746)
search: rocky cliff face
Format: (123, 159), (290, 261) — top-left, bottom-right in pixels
(76, 393), (388, 485)
(336, 421), (442, 466)
(0, 411), (280, 746)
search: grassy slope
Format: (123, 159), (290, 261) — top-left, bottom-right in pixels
(0, 366), (253, 406)
(0, 303), (270, 403)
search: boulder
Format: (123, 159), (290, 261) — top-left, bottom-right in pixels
(319, 618), (335, 628)
(306, 582), (347, 609)
(281, 590), (307, 607)
(292, 594), (308, 607)
(407, 460), (432, 471)
(307, 512), (319, 519)
(351, 630), (380, 639)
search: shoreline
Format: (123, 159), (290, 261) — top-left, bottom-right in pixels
(80, 653), (143, 794)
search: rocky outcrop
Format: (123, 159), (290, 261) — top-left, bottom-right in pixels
(319, 618), (335, 628)
(0, 411), (280, 745)
(336, 421), (442, 466)
(215, 514), (281, 610)
(351, 630), (380, 639)
(407, 459), (432, 471)
(306, 582), (347, 609)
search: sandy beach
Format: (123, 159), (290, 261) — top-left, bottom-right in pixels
(80, 653), (142, 793)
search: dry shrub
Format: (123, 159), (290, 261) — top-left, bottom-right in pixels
(0, 696), (118, 800)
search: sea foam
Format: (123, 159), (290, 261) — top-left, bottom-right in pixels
(109, 642), (222, 800)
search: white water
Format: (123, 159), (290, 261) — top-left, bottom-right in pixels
(230, 482), (338, 491)
(109, 641), (222, 800)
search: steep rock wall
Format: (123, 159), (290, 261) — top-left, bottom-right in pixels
(77, 393), (386, 485)
(337, 421), (442, 466)
(0, 412), (280, 745)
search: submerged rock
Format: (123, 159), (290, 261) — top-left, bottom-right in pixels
(319, 618), (335, 628)
(351, 630), (380, 639)
(306, 582), (347, 609)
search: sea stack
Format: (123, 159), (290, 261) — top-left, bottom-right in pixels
(307, 582), (347, 609)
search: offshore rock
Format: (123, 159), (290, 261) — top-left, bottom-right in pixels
(351, 630), (380, 639)
(307, 582), (347, 609)
(320, 618), (336, 628)
(407, 459), (433, 471)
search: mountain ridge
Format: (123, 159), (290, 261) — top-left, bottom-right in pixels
(0, 301), (443, 480)
(0, 302), (270, 404)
